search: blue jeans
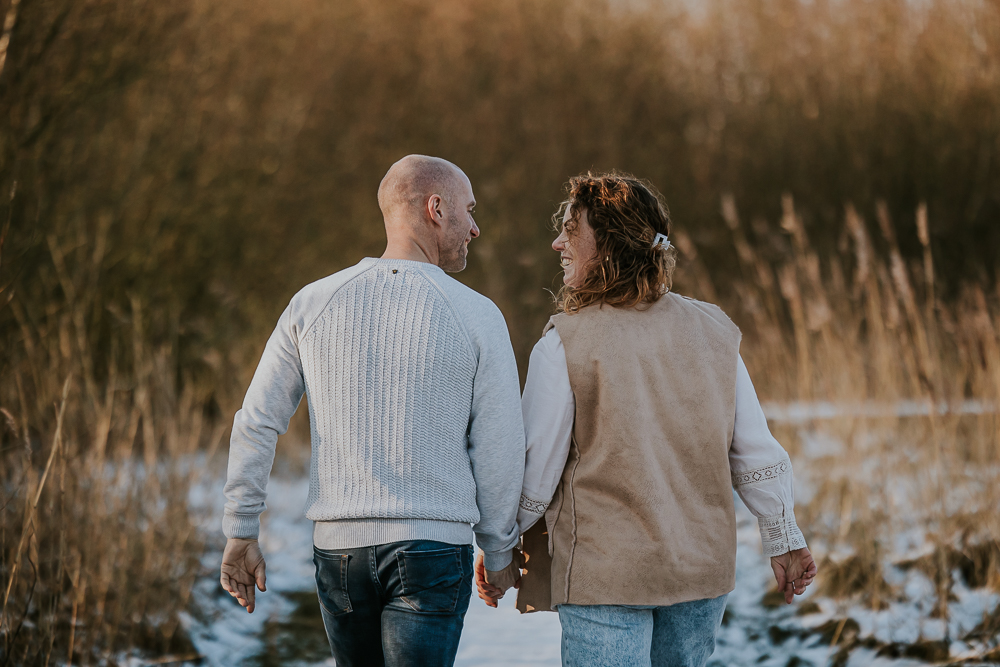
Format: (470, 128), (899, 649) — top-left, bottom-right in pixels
(312, 540), (474, 667)
(557, 594), (728, 667)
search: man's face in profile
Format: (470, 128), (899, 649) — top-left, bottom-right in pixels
(439, 176), (479, 273)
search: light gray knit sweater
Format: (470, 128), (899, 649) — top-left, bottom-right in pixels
(223, 257), (525, 570)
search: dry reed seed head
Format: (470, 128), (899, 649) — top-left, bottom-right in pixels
(721, 193), (740, 230)
(555, 172), (678, 314)
(916, 203), (930, 247)
(672, 229), (696, 258)
(0, 406), (18, 437)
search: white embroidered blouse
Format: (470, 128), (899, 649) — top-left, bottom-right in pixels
(517, 327), (807, 558)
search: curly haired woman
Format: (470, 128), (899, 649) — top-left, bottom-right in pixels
(476, 172), (817, 667)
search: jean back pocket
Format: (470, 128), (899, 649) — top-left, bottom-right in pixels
(397, 546), (464, 613)
(313, 548), (352, 616)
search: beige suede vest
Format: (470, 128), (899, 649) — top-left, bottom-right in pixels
(517, 292), (742, 612)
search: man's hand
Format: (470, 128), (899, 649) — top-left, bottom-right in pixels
(770, 546), (817, 604)
(475, 550), (524, 608)
(220, 538), (267, 613)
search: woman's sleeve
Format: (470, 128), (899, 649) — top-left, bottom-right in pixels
(517, 328), (575, 535)
(730, 354), (808, 557)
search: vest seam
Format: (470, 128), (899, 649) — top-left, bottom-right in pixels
(562, 435), (582, 604)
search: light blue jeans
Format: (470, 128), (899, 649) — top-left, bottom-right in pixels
(557, 594), (728, 667)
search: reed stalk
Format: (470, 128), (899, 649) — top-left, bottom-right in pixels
(679, 194), (1000, 616)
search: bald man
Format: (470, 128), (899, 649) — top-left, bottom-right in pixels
(220, 155), (526, 666)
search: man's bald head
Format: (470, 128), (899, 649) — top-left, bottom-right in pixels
(378, 155), (468, 222)
(377, 154), (479, 272)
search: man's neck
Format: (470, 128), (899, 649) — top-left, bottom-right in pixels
(381, 237), (439, 266)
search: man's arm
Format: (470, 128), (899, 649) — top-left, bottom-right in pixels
(223, 303), (306, 539)
(220, 303), (305, 613)
(466, 306), (526, 575)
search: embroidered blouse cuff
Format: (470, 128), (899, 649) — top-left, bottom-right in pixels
(515, 494), (549, 535)
(758, 510), (807, 558)
(519, 493), (549, 515)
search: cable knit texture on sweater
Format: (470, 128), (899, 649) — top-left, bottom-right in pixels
(223, 258), (525, 571)
(300, 266), (479, 522)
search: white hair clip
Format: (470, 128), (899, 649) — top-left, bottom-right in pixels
(652, 233), (670, 250)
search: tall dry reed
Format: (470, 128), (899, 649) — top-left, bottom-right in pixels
(2, 0), (999, 378)
(675, 194), (1000, 625)
(0, 227), (223, 665)
(0, 0), (998, 660)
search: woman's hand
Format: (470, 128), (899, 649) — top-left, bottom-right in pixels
(770, 546), (817, 604)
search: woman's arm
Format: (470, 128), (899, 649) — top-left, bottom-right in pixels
(476, 328), (574, 607)
(729, 354), (808, 557)
(517, 327), (575, 535)
(730, 354), (816, 602)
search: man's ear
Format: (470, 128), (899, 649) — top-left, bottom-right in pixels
(426, 194), (445, 227)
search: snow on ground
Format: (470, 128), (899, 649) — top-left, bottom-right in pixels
(759, 400), (998, 424)
(182, 452), (1000, 667)
(184, 472), (562, 667)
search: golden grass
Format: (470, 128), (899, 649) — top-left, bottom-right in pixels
(0, 229), (225, 664)
(676, 194), (1000, 616)
(0, 0), (998, 660)
(3, 0), (1000, 371)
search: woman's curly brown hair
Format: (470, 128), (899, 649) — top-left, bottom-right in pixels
(554, 171), (677, 314)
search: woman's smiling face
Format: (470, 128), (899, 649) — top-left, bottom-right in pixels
(552, 205), (597, 289)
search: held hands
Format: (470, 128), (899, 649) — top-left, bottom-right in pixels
(220, 538), (267, 613)
(475, 549), (525, 608)
(770, 546), (818, 604)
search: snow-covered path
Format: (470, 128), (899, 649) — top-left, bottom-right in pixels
(182, 468), (999, 666)
(185, 474), (563, 666)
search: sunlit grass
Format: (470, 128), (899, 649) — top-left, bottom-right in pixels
(682, 194), (1000, 617)
(1, 0), (999, 660)
(0, 244), (223, 662)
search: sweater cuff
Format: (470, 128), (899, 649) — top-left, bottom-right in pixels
(482, 548), (514, 572)
(759, 510), (807, 557)
(223, 511), (261, 540)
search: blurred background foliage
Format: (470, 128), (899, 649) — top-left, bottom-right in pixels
(2, 0), (999, 399)
(2, 0), (1000, 661)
